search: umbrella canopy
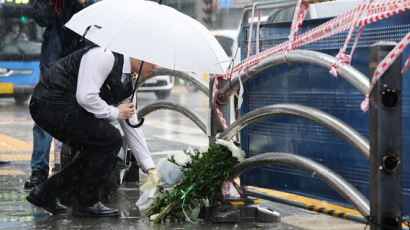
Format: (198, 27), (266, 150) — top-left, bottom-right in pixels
(66, 0), (230, 74)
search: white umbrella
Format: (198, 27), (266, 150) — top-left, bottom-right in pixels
(65, 0), (230, 75)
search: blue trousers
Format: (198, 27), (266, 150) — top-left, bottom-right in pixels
(30, 123), (52, 173)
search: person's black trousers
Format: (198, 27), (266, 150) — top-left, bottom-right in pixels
(29, 97), (122, 206)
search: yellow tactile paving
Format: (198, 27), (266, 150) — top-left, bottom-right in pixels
(0, 154), (31, 161)
(0, 216), (33, 223)
(0, 134), (32, 152)
(248, 186), (362, 216)
(0, 170), (25, 175)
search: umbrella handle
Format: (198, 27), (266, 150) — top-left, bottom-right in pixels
(126, 117), (145, 128)
(80, 25), (102, 42)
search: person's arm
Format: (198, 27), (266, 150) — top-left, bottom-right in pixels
(119, 95), (155, 173)
(76, 47), (120, 121)
(32, 0), (56, 27)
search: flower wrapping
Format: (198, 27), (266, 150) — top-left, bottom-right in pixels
(136, 158), (185, 211)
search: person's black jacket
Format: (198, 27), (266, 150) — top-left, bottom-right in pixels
(32, 0), (97, 70)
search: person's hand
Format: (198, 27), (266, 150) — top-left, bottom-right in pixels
(141, 168), (161, 198)
(117, 103), (135, 120)
(77, 0), (86, 4)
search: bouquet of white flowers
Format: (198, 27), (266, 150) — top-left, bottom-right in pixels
(145, 142), (244, 223)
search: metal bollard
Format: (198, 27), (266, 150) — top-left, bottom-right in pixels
(369, 42), (402, 230)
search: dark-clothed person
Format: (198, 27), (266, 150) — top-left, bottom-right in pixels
(26, 46), (156, 217)
(25, 0), (97, 190)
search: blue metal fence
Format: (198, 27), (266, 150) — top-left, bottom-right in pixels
(240, 11), (410, 212)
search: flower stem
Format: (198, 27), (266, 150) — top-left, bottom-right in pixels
(153, 201), (176, 223)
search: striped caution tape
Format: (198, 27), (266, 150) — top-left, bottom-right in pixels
(211, 76), (228, 130)
(360, 31), (410, 112)
(329, 0), (373, 77)
(402, 54), (410, 75)
(215, 0), (409, 130)
(305, 204), (349, 219)
(226, 0), (410, 78)
(285, 0), (310, 60)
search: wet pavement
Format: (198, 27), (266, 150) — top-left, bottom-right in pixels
(0, 86), (367, 229)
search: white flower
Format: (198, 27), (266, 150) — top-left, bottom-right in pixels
(186, 147), (195, 156)
(173, 151), (192, 167)
(186, 147), (203, 159)
(216, 139), (245, 162)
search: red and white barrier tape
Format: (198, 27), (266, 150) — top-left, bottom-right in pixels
(285, 0), (310, 60)
(231, 178), (243, 194)
(221, 178), (243, 197)
(403, 54), (410, 75)
(329, 0), (373, 77)
(216, 104), (228, 129)
(360, 31), (410, 112)
(212, 76), (228, 130)
(349, 25), (365, 61)
(215, 0), (408, 121)
(226, 0), (409, 78)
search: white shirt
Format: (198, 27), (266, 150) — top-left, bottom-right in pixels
(76, 47), (155, 172)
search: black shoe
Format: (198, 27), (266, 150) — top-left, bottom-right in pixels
(0, 158), (10, 165)
(72, 202), (119, 218)
(24, 170), (48, 189)
(26, 186), (68, 215)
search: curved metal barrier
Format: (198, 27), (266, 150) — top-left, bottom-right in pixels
(137, 67), (209, 96)
(217, 50), (369, 103)
(218, 104), (369, 160)
(137, 100), (207, 134)
(231, 152), (370, 217)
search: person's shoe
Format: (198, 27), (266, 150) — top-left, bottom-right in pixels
(26, 186), (68, 215)
(72, 202), (119, 218)
(24, 170), (48, 189)
(0, 158), (10, 165)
